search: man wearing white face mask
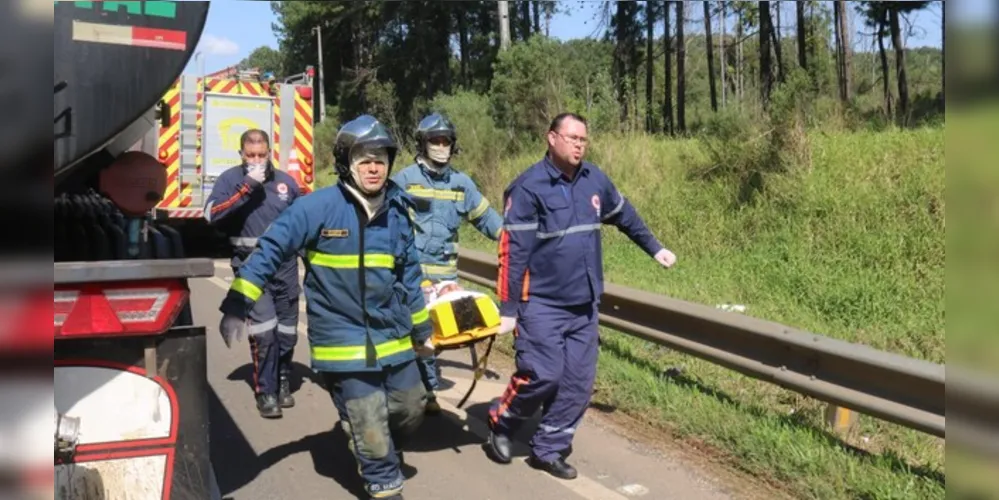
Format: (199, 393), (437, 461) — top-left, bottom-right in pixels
(204, 129), (302, 420)
(392, 112), (504, 415)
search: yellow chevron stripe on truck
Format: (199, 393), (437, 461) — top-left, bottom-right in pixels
(157, 79), (182, 209)
(293, 87), (315, 193)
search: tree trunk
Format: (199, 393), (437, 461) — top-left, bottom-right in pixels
(440, 5), (452, 95)
(759, 1), (773, 109)
(521, 1), (531, 39)
(775, 1), (782, 72)
(796, 1), (806, 69)
(628, 2), (640, 130)
(838, 0), (851, 101)
(676, 0), (686, 133)
(737, 9), (744, 102)
(646, 0), (655, 132)
(834, 1), (844, 98)
(614, 1), (629, 124)
(663, 0), (674, 135)
(720, 1), (726, 107)
(888, 7), (909, 122)
(877, 18), (892, 118)
(768, 3), (785, 83)
(458, 9), (469, 88)
(532, 1), (540, 34)
(704, 1), (718, 112)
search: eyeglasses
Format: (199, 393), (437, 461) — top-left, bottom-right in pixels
(556, 132), (588, 146)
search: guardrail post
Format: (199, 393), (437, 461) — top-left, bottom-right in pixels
(825, 404), (858, 433)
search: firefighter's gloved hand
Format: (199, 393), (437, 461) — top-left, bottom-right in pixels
(654, 248), (677, 268)
(413, 337), (435, 358)
(498, 316), (517, 336)
(219, 314), (248, 348)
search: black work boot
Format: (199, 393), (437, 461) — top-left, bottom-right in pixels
(424, 393), (441, 415)
(527, 455), (578, 480)
(278, 375), (295, 408)
(484, 431), (512, 464)
(256, 393), (282, 419)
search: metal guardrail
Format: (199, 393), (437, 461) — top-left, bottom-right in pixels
(456, 248), (998, 458)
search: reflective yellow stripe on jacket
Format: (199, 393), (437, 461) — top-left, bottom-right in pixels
(312, 337), (413, 362)
(412, 307), (429, 326)
(406, 186), (465, 202)
(231, 278), (263, 301)
(468, 198), (490, 220)
(306, 250), (395, 269)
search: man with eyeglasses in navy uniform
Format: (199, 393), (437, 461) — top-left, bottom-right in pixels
(204, 129), (302, 419)
(484, 112), (677, 480)
(217, 115), (433, 500)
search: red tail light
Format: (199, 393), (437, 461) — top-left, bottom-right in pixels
(54, 279), (189, 339)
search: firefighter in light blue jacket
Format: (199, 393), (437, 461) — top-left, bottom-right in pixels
(391, 113), (503, 414)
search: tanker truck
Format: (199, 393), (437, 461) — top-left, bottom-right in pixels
(53, 2), (221, 498)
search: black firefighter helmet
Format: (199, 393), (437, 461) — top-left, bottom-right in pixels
(414, 112), (458, 158)
(332, 114), (398, 180)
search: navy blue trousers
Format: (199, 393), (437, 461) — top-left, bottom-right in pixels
(488, 301), (600, 462)
(234, 258), (299, 395)
(323, 360), (426, 498)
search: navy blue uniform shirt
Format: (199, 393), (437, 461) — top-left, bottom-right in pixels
(497, 155), (664, 317)
(204, 164), (301, 254)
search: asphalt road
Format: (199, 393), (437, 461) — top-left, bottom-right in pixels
(196, 261), (740, 500)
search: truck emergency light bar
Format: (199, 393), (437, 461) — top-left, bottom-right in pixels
(54, 279), (189, 338)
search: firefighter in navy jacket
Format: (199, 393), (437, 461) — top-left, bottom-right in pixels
(204, 129), (301, 419)
(218, 115), (432, 500)
(484, 113), (677, 480)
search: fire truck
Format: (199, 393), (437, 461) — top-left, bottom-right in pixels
(153, 63), (317, 221)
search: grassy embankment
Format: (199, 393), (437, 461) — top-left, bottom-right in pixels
(451, 126), (945, 500)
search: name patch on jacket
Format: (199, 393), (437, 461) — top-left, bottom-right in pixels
(321, 228), (349, 238)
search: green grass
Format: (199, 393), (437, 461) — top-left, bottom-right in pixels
(315, 125), (946, 498)
(452, 126), (946, 499)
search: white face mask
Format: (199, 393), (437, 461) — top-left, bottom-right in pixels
(427, 143), (451, 165)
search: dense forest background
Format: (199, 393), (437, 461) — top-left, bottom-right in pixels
(239, 1), (943, 151)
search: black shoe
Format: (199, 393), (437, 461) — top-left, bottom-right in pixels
(256, 393), (282, 419)
(484, 432), (512, 464)
(526, 455), (578, 480)
(278, 376), (295, 408)
(425, 394), (441, 415)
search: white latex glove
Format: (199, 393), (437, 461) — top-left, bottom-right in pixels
(654, 248), (677, 268)
(498, 316), (517, 336)
(246, 163), (267, 185)
(219, 314), (248, 348)
(413, 337), (436, 358)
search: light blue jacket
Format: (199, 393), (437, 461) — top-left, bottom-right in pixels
(392, 159), (503, 281)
